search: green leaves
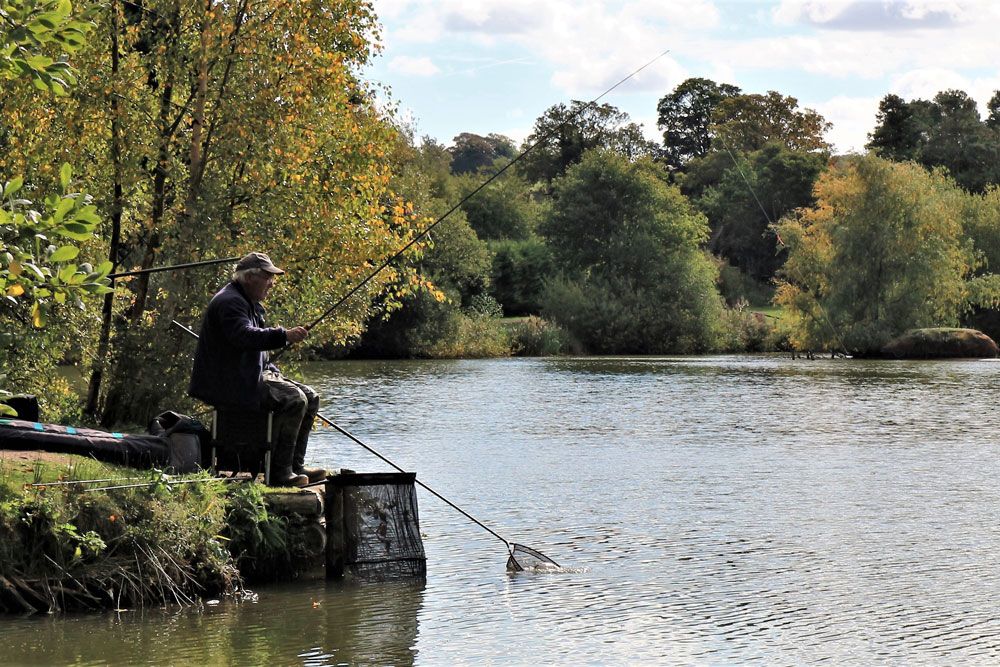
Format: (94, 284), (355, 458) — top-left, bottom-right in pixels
(59, 162), (71, 192)
(2, 162), (110, 326)
(48, 245), (78, 262)
(3, 177), (24, 198)
(1, 0), (94, 94)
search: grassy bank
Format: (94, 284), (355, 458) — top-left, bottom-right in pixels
(0, 453), (305, 614)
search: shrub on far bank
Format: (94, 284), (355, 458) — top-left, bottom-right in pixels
(505, 316), (575, 356)
(719, 304), (792, 352)
(421, 310), (513, 358)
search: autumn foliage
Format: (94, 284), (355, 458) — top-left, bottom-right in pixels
(2, 1), (425, 424)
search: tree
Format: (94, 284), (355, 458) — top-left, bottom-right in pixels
(920, 90), (1000, 193)
(488, 237), (552, 316)
(516, 101), (656, 185)
(866, 93), (928, 162)
(539, 150), (724, 353)
(987, 91), (1000, 129)
(448, 132), (516, 175)
(867, 89), (1000, 193)
(656, 77), (741, 170)
(349, 133), (498, 358)
(775, 154), (985, 355)
(1, 0), (114, 417)
(696, 143), (827, 283)
(456, 171), (536, 242)
(2, 0), (426, 425)
(711, 91), (831, 154)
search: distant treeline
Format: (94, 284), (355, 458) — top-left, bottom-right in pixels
(348, 78), (1000, 360)
(5, 2), (1000, 427)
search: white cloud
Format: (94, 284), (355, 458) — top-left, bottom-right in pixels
(774, 0), (853, 25)
(890, 68), (1000, 112)
(380, 0), (715, 97)
(773, 0), (980, 30)
(811, 94), (883, 153)
(891, 68), (972, 101)
(388, 56), (440, 77)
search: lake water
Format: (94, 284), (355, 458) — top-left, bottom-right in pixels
(2, 356), (999, 665)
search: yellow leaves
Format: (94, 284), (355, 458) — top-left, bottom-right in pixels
(6, 284), (24, 297)
(9, 260), (22, 277)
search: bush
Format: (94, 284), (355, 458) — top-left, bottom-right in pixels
(539, 152), (726, 353)
(716, 262), (775, 307)
(489, 238), (554, 316)
(505, 316), (573, 356)
(422, 309), (513, 358)
(541, 269), (725, 355)
(719, 304), (791, 352)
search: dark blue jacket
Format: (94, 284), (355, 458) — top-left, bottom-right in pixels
(188, 281), (287, 409)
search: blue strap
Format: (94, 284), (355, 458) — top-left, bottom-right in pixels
(65, 426), (77, 435)
(32, 422), (43, 431)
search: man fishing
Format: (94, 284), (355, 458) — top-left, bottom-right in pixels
(189, 251), (326, 487)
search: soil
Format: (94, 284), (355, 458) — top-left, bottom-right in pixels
(0, 449), (77, 467)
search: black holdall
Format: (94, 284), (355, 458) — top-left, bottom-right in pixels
(148, 411), (209, 474)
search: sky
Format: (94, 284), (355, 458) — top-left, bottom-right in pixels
(363, 0), (1000, 154)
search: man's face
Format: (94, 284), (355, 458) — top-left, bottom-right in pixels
(246, 272), (275, 303)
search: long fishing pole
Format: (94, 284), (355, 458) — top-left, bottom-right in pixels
(83, 477), (230, 492)
(107, 256), (241, 279)
(170, 318), (525, 557)
(302, 49), (672, 334)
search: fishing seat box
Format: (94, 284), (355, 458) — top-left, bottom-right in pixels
(208, 406), (276, 485)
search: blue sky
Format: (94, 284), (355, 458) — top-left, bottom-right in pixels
(364, 0), (1000, 154)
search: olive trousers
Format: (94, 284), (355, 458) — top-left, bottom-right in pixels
(259, 369), (320, 470)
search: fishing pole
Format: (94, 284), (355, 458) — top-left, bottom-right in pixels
(301, 49), (672, 334)
(107, 256), (241, 279)
(31, 476), (148, 487)
(84, 477), (230, 492)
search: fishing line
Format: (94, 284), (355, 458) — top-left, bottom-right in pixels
(300, 48), (673, 334)
(721, 144), (849, 356)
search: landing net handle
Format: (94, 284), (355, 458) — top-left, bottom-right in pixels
(319, 415), (560, 570)
(319, 415), (511, 546)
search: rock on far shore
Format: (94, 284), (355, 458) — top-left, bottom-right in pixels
(880, 327), (999, 359)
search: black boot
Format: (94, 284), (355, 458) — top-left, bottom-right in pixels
(293, 465), (327, 483)
(271, 442), (308, 487)
(292, 439), (326, 482)
(271, 467), (308, 487)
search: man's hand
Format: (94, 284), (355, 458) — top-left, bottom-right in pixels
(286, 326), (309, 344)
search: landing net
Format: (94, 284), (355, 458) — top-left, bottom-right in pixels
(507, 543), (561, 573)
